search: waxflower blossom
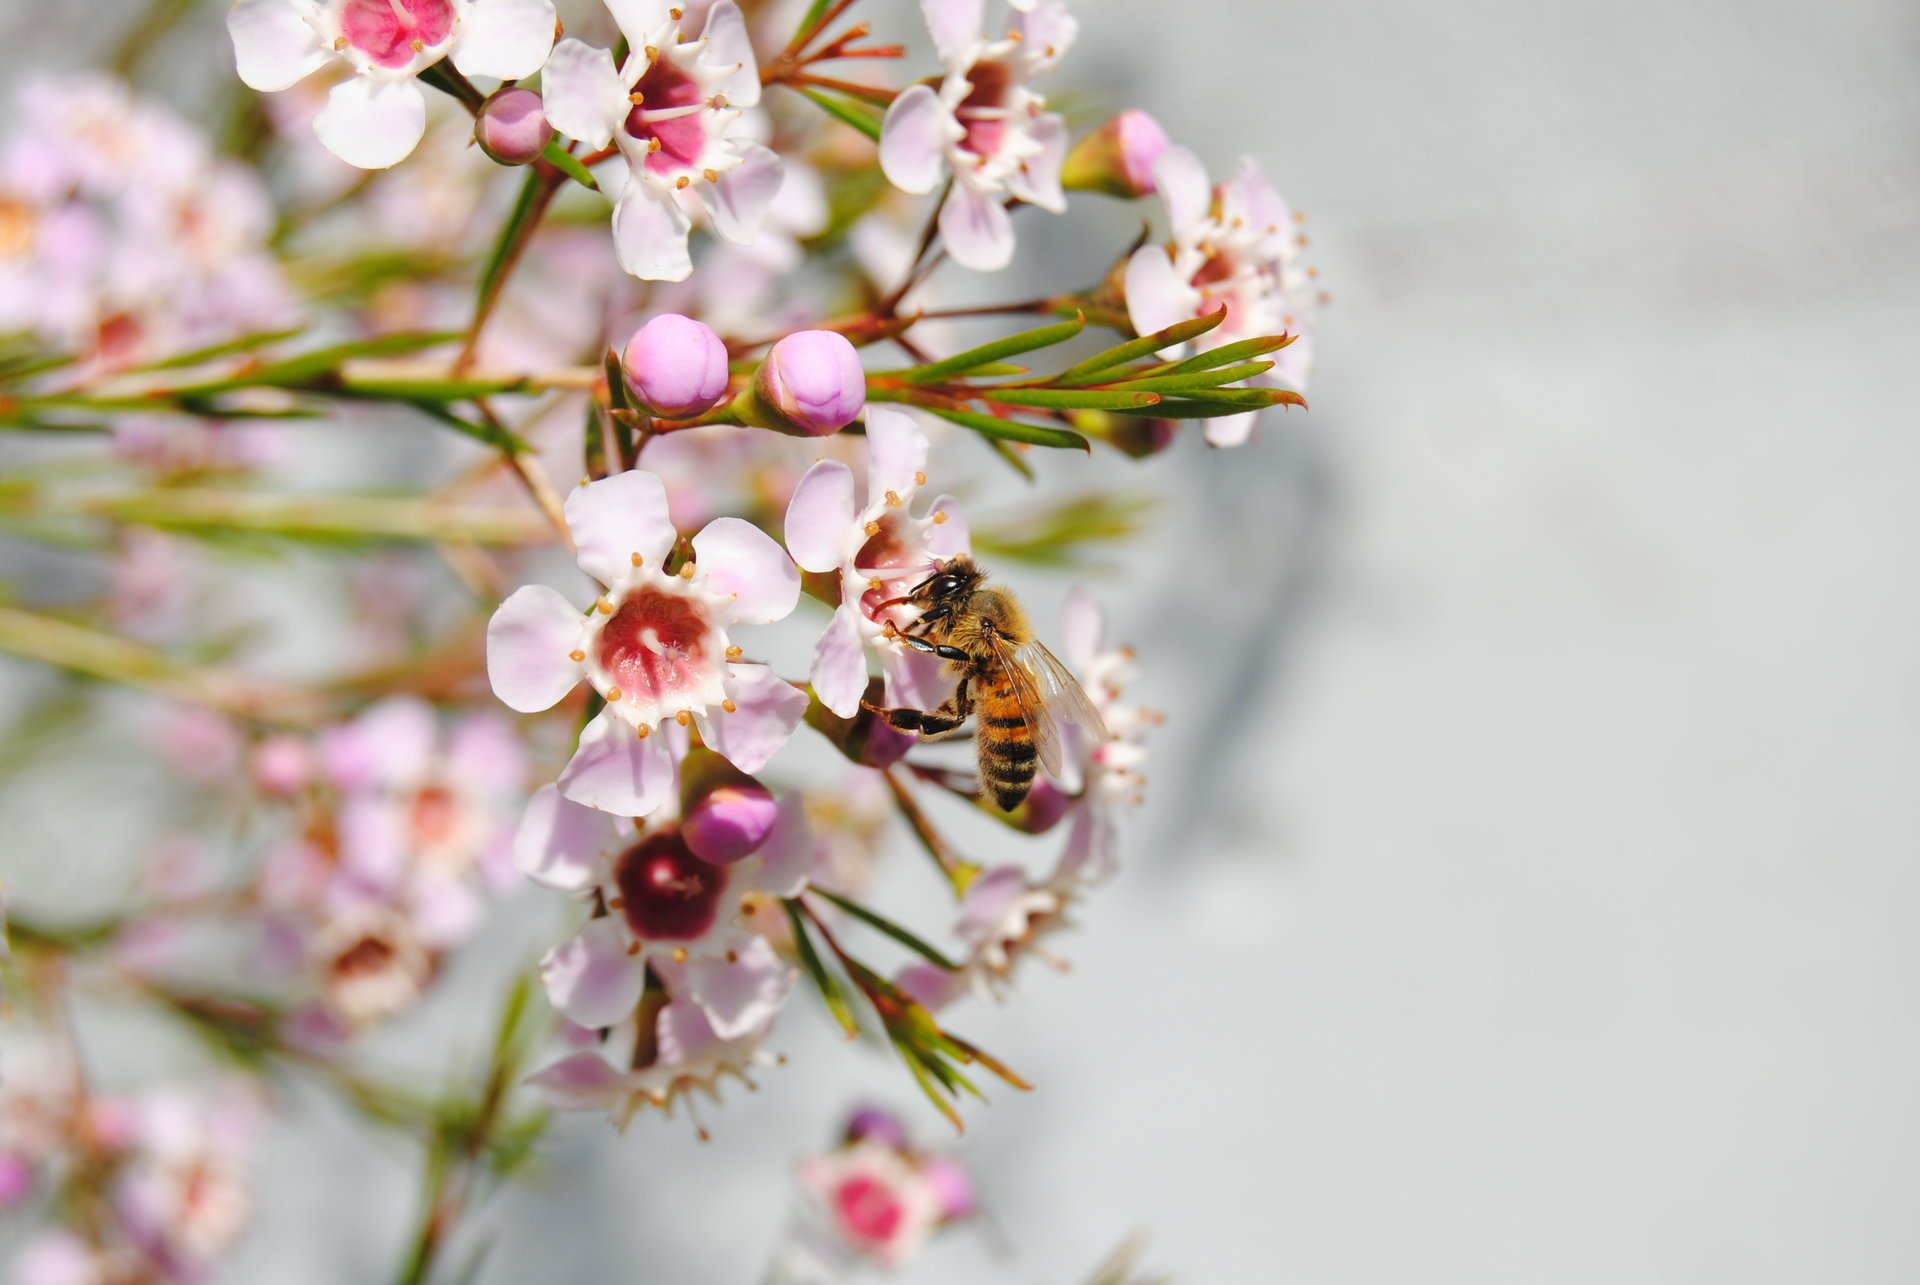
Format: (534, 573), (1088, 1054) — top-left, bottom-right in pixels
(541, 0), (781, 280)
(778, 1108), (975, 1278)
(1125, 147), (1318, 446)
(898, 860), (1078, 1010)
(227, 0), (559, 168)
(1052, 585), (1157, 879)
(517, 785), (815, 1036)
(486, 469), (807, 816)
(879, 0), (1079, 270)
(783, 407), (970, 718)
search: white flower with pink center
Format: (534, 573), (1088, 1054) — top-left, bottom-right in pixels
(878, 0), (1078, 271)
(540, 1), (781, 281)
(518, 786), (815, 1036)
(313, 902), (435, 1027)
(898, 862), (1075, 1010)
(487, 469), (807, 817)
(783, 407), (970, 719)
(1052, 585), (1154, 879)
(528, 990), (778, 1133)
(227, 0), (559, 168)
(796, 1142), (945, 1269)
(1125, 148), (1317, 447)
(111, 1088), (260, 1272)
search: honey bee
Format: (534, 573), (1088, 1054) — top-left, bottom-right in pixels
(865, 556), (1109, 810)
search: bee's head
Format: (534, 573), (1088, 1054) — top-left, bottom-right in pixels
(907, 556), (983, 611)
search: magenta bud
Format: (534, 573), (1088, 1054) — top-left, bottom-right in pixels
(683, 780), (779, 864)
(623, 314), (731, 418)
(844, 1106), (907, 1149)
(475, 88), (553, 166)
(753, 330), (866, 436)
(251, 734), (313, 796)
(921, 1155), (975, 1221)
(1061, 110), (1171, 198)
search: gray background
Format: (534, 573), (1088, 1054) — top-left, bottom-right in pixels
(4, 0), (1919, 1280)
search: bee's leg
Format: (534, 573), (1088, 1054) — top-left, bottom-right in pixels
(883, 625), (969, 666)
(864, 676), (972, 738)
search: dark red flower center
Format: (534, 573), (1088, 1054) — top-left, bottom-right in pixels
(614, 831), (728, 940)
(338, 0), (454, 68)
(955, 60), (1011, 159)
(409, 785), (458, 846)
(624, 56), (708, 175)
(836, 1175), (907, 1244)
(331, 933), (397, 980)
(596, 588), (713, 704)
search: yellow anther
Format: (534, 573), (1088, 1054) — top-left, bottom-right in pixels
(725, 949), (738, 964)
(932, 511), (949, 525)
(333, 36), (348, 50)
(647, 138), (662, 152)
(864, 520), (881, 537)
(676, 710), (692, 726)
(595, 597), (613, 614)
(608, 896), (625, 909)
(675, 175), (690, 189)
(605, 686), (622, 702)
(626, 941), (641, 955)
(884, 489), (902, 507)
(629, 91), (646, 105)
(702, 167), (718, 182)
(631, 551), (644, 566)
(672, 947), (688, 964)
(636, 724), (650, 740)
(569, 649), (586, 662)
(669, 5), (682, 16)
(678, 561), (695, 579)
(725, 645), (743, 659)
(409, 37), (424, 52)
(722, 698), (737, 713)
(914, 470), (927, 486)
(710, 94), (729, 109)
(868, 577), (884, 592)
(644, 45), (658, 59)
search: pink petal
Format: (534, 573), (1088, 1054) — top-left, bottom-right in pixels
(527, 1050), (624, 1108)
(486, 584), (585, 713)
(513, 784), (619, 892)
(1153, 145), (1212, 233)
(685, 936), (791, 1038)
(699, 1), (761, 107)
(1058, 805), (1118, 883)
(452, 0), (557, 80)
(612, 177), (694, 281)
(329, 696), (437, 789)
(749, 791), (818, 898)
(784, 459), (859, 573)
(705, 141), (783, 244)
(1124, 245), (1196, 341)
(693, 516), (800, 625)
(409, 872), (484, 949)
(938, 180), (1015, 271)
(564, 469), (676, 588)
(919, 0), (984, 64)
(336, 795), (405, 886)
(445, 713), (526, 794)
(923, 494), (970, 561)
(1227, 156), (1294, 250)
(864, 407), (928, 507)
(540, 38), (626, 149)
(557, 708), (677, 815)
(957, 865), (1027, 939)
(809, 601), (869, 719)
(878, 84), (954, 195)
(228, 0), (327, 91)
(654, 998), (729, 1062)
(700, 663), (807, 773)
(1203, 409), (1259, 448)
(540, 918), (646, 1028)
(897, 962), (966, 1011)
(314, 75), (426, 170)
(1061, 585), (1105, 669)
(1013, 0), (1078, 67)
(1007, 112), (1068, 213)
(882, 647), (954, 712)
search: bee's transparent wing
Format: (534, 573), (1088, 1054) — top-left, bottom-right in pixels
(982, 629), (1059, 777)
(1010, 638), (1110, 780)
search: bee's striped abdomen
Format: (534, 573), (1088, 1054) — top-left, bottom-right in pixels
(976, 669), (1037, 810)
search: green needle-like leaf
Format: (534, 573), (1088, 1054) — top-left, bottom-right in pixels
(979, 387), (1159, 410)
(810, 888), (960, 971)
(785, 901), (861, 1037)
(916, 404), (1091, 451)
(1163, 333), (1296, 374)
(795, 87), (883, 141)
(896, 314), (1086, 382)
(1053, 308), (1228, 383)
(1114, 361), (1275, 393)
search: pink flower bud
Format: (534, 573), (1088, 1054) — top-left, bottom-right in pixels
(623, 314), (731, 418)
(1061, 110), (1171, 198)
(844, 1106), (907, 1149)
(683, 780), (779, 864)
(475, 88), (553, 166)
(755, 330), (866, 436)
(921, 1155), (975, 1221)
(251, 734), (313, 796)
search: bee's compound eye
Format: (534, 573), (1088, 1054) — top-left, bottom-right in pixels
(932, 576), (961, 597)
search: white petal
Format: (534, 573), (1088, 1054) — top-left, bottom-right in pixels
(1153, 145), (1212, 233)
(1013, 0), (1078, 68)
(228, 0), (327, 92)
(513, 784), (620, 893)
(527, 1050), (624, 1108)
(783, 459), (859, 573)
(686, 936), (791, 1038)
(699, 0), (761, 107)
(342, 697), (437, 787)
(486, 584), (585, 712)
(750, 791), (818, 898)
(314, 75), (427, 170)
(1124, 245), (1195, 340)
(878, 84), (954, 195)
(939, 181), (1014, 271)
(693, 516), (800, 625)
(920, 0), (984, 65)
(923, 494), (970, 561)
(557, 708), (677, 815)
(612, 180), (694, 282)
(452, 0), (558, 80)
(605, 0), (675, 51)
(564, 469), (676, 587)
(1061, 585), (1105, 669)
(810, 602), (869, 719)
(539, 38), (626, 149)
(864, 406), (929, 504)
(540, 918), (646, 1028)
(703, 663), (807, 773)
(1203, 409), (1259, 448)
(705, 141), (784, 245)
(1006, 112), (1068, 213)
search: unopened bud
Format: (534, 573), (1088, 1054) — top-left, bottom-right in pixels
(251, 734), (313, 796)
(475, 88), (553, 166)
(1061, 110), (1171, 198)
(751, 330), (866, 437)
(623, 314), (730, 418)
(844, 1106), (907, 1149)
(922, 1154), (976, 1221)
(679, 749), (778, 864)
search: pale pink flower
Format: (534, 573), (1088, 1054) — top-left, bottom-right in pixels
(486, 469), (806, 817)
(898, 861), (1075, 1009)
(112, 1087), (260, 1276)
(796, 1142), (946, 1269)
(541, 0), (780, 280)
(782, 408), (970, 718)
(1125, 149), (1316, 446)
(878, 0), (1078, 270)
(227, 0), (559, 168)
(313, 901), (435, 1027)
(1052, 585), (1155, 880)
(517, 785), (815, 1035)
